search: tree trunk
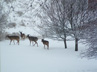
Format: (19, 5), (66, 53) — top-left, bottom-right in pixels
(75, 38), (78, 51)
(64, 38), (67, 49)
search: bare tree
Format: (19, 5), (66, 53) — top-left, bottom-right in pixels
(39, 0), (70, 48)
(81, 10), (97, 58)
(66, 0), (88, 51)
(39, 0), (88, 51)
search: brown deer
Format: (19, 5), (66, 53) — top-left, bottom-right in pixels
(19, 31), (26, 39)
(27, 34), (38, 47)
(6, 35), (19, 45)
(41, 39), (49, 50)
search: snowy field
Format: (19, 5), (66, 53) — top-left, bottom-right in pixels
(1, 38), (97, 72)
(0, 27), (97, 72)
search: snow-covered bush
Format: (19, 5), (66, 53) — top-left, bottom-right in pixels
(0, 2), (7, 41)
(7, 23), (17, 28)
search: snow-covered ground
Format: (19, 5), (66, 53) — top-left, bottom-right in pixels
(1, 38), (97, 72)
(0, 26), (97, 72)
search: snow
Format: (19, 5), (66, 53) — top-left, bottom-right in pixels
(0, 26), (97, 72)
(1, 0), (97, 72)
(1, 38), (97, 72)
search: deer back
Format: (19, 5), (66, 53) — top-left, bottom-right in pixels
(6, 35), (19, 40)
(27, 35), (38, 42)
(42, 39), (49, 45)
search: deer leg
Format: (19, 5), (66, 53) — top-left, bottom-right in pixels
(33, 43), (35, 46)
(23, 36), (25, 40)
(10, 40), (12, 45)
(32, 41), (34, 45)
(34, 41), (38, 47)
(37, 42), (38, 47)
(33, 41), (36, 46)
(44, 45), (45, 49)
(47, 45), (49, 50)
(30, 41), (31, 45)
(17, 40), (19, 45)
(23, 36), (24, 39)
(23, 35), (25, 39)
(13, 40), (15, 45)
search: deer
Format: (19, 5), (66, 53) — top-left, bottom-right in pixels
(27, 34), (38, 47)
(41, 39), (49, 50)
(19, 31), (26, 39)
(6, 35), (20, 45)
